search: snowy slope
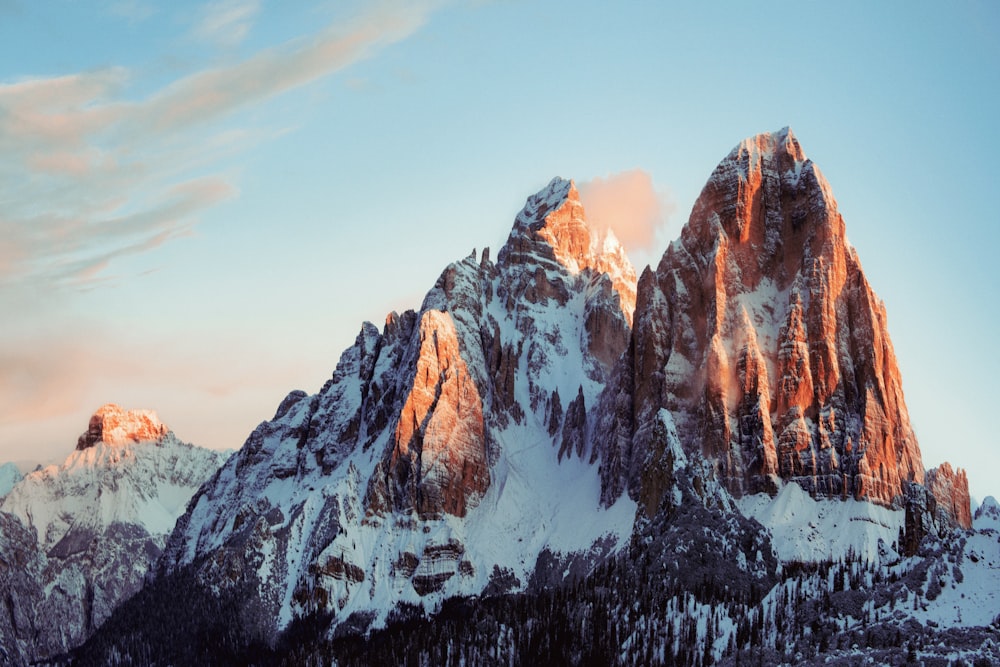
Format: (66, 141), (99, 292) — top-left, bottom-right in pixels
(2, 433), (227, 551)
(737, 481), (905, 563)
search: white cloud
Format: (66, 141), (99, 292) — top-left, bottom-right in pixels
(193, 0), (261, 48)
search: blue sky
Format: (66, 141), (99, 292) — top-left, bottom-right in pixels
(1, 1), (997, 502)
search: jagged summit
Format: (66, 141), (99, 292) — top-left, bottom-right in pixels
(498, 177), (637, 323)
(733, 126), (804, 163)
(155, 171), (641, 639)
(76, 403), (169, 450)
(600, 127), (925, 508)
(676, 126), (839, 291)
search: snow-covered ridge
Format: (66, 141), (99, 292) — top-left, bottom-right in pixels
(2, 433), (229, 549)
(738, 481), (905, 564)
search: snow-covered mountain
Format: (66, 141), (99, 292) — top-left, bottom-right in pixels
(0, 404), (228, 663)
(974, 496), (1000, 531)
(153, 178), (639, 638)
(74, 130), (994, 665)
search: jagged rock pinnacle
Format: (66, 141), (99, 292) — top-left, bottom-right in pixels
(498, 177), (637, 324)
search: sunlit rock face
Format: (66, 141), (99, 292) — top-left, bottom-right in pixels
(159, 177), (638, 639)
(0, 406), (226, 663)
(926, 463), (972, 529)
(598, 128), (925, 508)
(366, 310), (488, 519)
(499, 179), (637, 325)
(76, 403), (169, 450)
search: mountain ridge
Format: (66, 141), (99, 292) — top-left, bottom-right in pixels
(69, 129), (989, 665)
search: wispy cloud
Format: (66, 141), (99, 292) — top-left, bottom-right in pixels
(108, 0), (156, 23)
(578, 169), (674, 253)
(0, 1), (435, 293)
(193, 0), (261, 47)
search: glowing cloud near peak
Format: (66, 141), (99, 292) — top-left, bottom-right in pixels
(578, 169), (673, 254)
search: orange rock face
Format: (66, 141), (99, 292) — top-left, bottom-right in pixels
(925, 463), (972, 529)
(602, 128), (924, 507)
(368, 311), (489, 519)
(76, 403), (169, 450)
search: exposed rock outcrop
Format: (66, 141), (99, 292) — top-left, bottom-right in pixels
(925, 462), (972, 529)
(0, 512), (43, 667)
(76, 403), (168, 450)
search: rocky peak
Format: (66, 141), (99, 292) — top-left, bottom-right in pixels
(925, 463), (972, 529)
(76, 403), (169, 450)
(677, 126), (839, 294)
(497, 177), (637, 323)
(599, 127), (924, 508)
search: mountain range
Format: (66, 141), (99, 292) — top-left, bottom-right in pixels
(1, 128), (996, 665)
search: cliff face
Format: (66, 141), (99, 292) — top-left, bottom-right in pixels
(926, 463), (972, 529)
(599, 128), (925, 508)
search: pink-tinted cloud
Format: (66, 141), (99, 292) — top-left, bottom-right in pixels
(0, 176), (235, 290)
(138, 3), (429, 135)
(0, 324), (316, 462)
(0, 2), (440, 462)
(578, 169), (674, 252)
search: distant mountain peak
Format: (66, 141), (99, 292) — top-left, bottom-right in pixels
(974, 495), (1000, 531)
(76, 403), (169, 450)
